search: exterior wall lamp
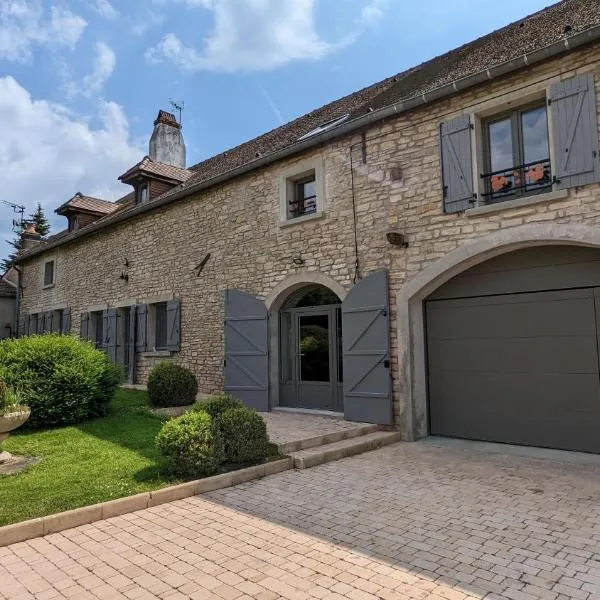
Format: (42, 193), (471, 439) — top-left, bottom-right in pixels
(292, 253), (305, 266)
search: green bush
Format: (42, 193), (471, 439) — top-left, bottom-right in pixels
(147, 362), (198, 408)
(0, 334), (122, 429)
(195, 394), (243, 420)
(156, 410), (223, 478)
(218, 407), (269, 464)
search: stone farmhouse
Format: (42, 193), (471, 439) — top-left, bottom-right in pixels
(13, 0), (600, 453)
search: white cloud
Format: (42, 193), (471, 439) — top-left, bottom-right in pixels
(145, 0), (345, 73)
(82, 42), (116, 96)
(93, 0), (119, 20)
(0, 1), (87, 62)
(130, 10), (164, 36)
(0, 77), (143, 257)
(360, 0), (389, 26)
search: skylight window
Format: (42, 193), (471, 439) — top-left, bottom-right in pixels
(298, 114), (350, 141)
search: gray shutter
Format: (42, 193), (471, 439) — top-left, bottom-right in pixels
(440, 114), (474, 213)
(51, 311), (61, 333)
(104, 308), (118, 362)
(128, 306), (137, 384)
(62, 308), (71, 334)
(37, 313), (45, 335)
(135, 304), (148, 352)
(342, 270), (392, 425)
(550, 73), (600, 189)
(81, 312), (90, 340)
(166, 299), (181, 352)
(24, 314), (30, 336)
(224, 290), (268, 412)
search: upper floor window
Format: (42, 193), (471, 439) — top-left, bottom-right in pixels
(290, 174), (317, 219)
(43, 260), (55, 288)
(483, 103), (551, 203)
(137, 183), (149, 205)
(280, 157), (325, 224)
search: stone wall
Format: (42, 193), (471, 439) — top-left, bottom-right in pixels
(0, 297), (15, 339)
(18, 41), (600, 424)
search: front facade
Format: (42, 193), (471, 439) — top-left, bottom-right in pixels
(15, 0), (600, 453)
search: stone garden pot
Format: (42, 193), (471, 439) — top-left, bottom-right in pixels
(0, 408), (30, 464)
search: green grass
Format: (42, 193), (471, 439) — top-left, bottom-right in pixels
(0, 389), (179, 527)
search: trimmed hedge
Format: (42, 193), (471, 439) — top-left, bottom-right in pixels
(196, 394), (243, 420)
(156, 410), (223, 478)
(218, 407), (269, 464)
(0, 334), (122, 429)
(148, 362), (198, 407)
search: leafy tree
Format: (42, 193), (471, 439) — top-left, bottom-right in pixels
(1, 204), (51, 272)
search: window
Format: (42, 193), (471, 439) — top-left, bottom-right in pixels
(482, 103), (551, 203)
(154, 302), (168, 350)
(43, 260), (55, 287)
(290, 174), (317, 219)
(137, 183), (149, 205)
(90, 311), (104, 348)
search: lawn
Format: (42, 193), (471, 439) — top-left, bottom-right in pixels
(0, 389), (179, 527)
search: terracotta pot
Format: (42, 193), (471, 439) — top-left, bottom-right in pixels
(0, 409), (31, 434)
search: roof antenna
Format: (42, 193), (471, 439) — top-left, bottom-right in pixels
(169, 99), (185, 126)
(0, 199), (26, 233)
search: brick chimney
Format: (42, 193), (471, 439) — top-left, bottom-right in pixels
(21, 223), (41, 250)
(149, 110), (186, 168)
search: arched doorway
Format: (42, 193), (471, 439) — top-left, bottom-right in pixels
(279, 284), (343, 412)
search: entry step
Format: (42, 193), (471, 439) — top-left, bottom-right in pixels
(277, 423), (379, 455)
(289, 431), (402, 469)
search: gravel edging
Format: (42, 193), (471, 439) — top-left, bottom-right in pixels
(0, 457), (292, 547)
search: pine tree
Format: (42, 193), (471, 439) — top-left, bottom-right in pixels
(1, 204), (51, 272)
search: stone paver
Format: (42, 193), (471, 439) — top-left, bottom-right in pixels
(3, 439), (600, 599)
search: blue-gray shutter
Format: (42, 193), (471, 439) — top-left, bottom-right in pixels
(550, 73), (600, 189)
(45, 311), (53, 333)
(52, 311), (61, 333)
(128, 306), (137, 384)
(24, 314), (30, 336)
(61, 308), (71, 334)
(104, 308), (118, 362)
(37, 313), (45, 335)
(342, 270), (393, 425)
(166, 299), (181, 352)
(135, 304), (147, 352)
(224, 290), (268, 412)
(440, 114), (474, 213)
(81, 312), (90, 340)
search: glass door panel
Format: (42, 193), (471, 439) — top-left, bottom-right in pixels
(298, 313), (330, 383)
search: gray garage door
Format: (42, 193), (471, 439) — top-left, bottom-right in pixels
(426, 246), (600, 454)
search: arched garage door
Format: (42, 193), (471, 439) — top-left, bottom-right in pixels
(426, 245), (600, 454)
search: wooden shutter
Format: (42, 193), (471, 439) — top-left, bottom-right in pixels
(166, 299), (181, 352)
(104, 308), (118, 362)
(80, 312), (90, 340)
(62, 308), (71, 334)
(135, 304), (148, 352)
(224, 290), (269, 411)
(550, 73), (600, 189)
(37, 313), (45, 335)
(440, 114), (474, 213)
(342, 270), (393, 425)
(24, 314), (30, 337)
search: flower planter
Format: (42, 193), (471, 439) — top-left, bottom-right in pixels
(0, 409), (30, 464)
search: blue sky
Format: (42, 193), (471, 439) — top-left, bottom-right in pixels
(0, 0), (553, 263)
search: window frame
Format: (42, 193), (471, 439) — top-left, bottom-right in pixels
(42, 259), (56, 289)
(279, 157), (326, 225)
(153, 302), (168, 351)
(137, 183), (149, 205)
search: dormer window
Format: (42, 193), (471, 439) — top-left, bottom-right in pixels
(137, 183), (149, 205)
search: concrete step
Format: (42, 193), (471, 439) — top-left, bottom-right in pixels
(277, 423), (380, 455)
(289, 431), (402, 469)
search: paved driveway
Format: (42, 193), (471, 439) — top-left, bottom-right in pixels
(2, 439), (600, 600)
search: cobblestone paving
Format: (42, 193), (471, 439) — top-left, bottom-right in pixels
(2, 439), (600, 600)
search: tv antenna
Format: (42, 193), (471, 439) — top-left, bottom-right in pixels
(0, 199), (26, 233)
(169, 99), (185, 125)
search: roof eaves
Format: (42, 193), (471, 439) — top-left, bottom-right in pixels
(16, 22), (600, 263)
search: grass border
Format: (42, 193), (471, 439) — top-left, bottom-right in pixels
(0, 457), (292, 547)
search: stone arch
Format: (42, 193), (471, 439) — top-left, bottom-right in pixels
(396, 223), (600, 441)
(265, 271), (348, 409)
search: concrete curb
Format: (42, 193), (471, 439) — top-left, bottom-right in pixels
(0, 457), (292, 548)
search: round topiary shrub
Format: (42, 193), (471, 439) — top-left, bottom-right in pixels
(147, 362), (198, 408)
(195, 394), (243, 420)
(156, 410), (223, 478)
(0, 334), (122, 429)
(218, 407), (269, 464)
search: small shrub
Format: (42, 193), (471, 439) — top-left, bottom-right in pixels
(147, 362), (198, 408)
(196, 394), (243, 420)
(218, 407), (269, 464)
(156, 410), (223, 478)
(0, 381), (27, 416)
(0, 334), (122, 429)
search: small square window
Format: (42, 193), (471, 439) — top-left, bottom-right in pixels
(137, 184), (149, 205)
(43, 260), (55, 287)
